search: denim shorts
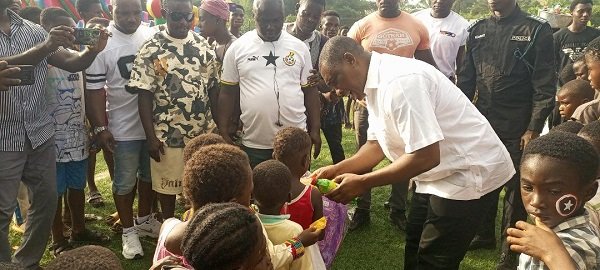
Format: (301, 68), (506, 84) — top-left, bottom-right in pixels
(56, 159), (88, 196)
(113, 140), (151, 195)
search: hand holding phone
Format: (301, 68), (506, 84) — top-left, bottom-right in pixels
(73, 28), (101, 45)
(0, 61), (33, 90)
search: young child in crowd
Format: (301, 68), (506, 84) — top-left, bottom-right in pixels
(253, 160), (325, 270)
(573, 57), (589, 81)
(182, 203), (272, 270)
(273, 127), (323, 228)
(509, 132), (600, 269)
(579, 121), (600, 228)
(182, 133), (225, 162)
(42, 8), (109, 257)
(556, 79), (595, 121)
(573, 38), (600, 124)
(549, 121), (584, 134)
(45, 245), (123, 270)
(273, 127), (348, 267)
(153, 144), (321, 269)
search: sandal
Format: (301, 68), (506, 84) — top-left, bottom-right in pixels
(84, 213), (102, 222)
(110, 218), (123, 233)
(51, 240), (73, 257)
(70, 228), (110, 244)
(87, 191), (104, 208)
(104, 212), (119, 226)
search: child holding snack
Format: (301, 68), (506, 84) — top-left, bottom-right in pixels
(153, 144), (321, 269)
(253, 160), (325, 269)
(508, 132), (600, 269)
(181, 203), (272, 270)
(273, 127), (323, 229)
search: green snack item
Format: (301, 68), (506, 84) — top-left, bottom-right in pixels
(311, 177), (338, 194)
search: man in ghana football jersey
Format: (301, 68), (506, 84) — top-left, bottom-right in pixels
(86, 0), (161, 260)
(0, 0), (109, 267)
(346, 0), (438, 232)
(217, 0), (321, 168)
(413, 0), (469, 81)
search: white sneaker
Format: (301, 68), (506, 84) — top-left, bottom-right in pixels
(122, 231), (144, 260)
(135, 215), (162, 238)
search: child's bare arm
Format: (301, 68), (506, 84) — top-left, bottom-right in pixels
(507, 220), (577, 270)
(165, 222), (187, 256)
(310, 188), (325, 240)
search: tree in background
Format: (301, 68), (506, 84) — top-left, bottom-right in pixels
(233, 0), (375, 32)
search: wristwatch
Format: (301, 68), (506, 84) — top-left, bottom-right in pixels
(93, 126), (108, 135)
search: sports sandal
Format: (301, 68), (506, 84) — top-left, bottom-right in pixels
(87, 191), (105, 208)
(51, 240), (73, 257)
(70, 228), (110, 244)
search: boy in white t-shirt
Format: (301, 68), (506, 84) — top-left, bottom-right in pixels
(85, 0), (159, 260)
(42, 8), (109, 256)
(413, 0), (469, 80)
(217, 0), (321, 168)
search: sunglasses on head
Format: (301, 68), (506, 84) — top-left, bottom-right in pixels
(164, 10), (194, 22)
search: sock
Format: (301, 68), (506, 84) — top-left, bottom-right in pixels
(123, 226), (136, 235)
(136, 214), (150, 224)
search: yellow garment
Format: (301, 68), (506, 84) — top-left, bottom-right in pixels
(258, 214), (312, 270)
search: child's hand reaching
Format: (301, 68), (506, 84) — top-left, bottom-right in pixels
(507, 218), (576, 270)
(297, 227), (322, 247)
(149, 256), (185, 270)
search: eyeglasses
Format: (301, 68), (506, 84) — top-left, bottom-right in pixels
(163, 10), (194, 22)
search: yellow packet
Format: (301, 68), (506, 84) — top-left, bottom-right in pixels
(310, 216), (327, 230)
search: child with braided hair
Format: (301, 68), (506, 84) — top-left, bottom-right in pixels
(153, 144), (321, 269)
(182, 202), (271, 270)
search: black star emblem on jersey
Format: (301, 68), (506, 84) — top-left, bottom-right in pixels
(263, 51), (279, 67)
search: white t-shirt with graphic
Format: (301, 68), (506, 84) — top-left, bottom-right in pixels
(85, 23), (155, 141)
(412, 9), (469, 78)
(46, 64), (88, 162)
(221, 30), (312, 149)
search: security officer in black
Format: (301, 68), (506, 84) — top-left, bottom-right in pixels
(456, 0), (556, 268)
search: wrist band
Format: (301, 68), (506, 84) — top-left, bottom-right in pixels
(284, 237), (305, 260)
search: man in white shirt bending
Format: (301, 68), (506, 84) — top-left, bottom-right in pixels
(413, 0), (469, 81)
(314, 36), (515, 270)
(218, 0), (321, 168)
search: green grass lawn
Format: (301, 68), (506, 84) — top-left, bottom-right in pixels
(9, 128), (502, 269)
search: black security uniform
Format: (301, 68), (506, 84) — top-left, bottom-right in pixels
(457, 5), (556, 270)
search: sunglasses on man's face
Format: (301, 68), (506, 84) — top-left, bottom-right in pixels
(164, 10), (194, 22)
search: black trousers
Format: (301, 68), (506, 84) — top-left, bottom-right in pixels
(321, 122), (345, 164)
(404, 187), (502, 270)
(353, 106), (408, 212)
(474, 138), (528, 269)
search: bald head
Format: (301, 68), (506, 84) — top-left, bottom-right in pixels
(253, 0), (284, 41)
(253, 0), (283, 13)
(319, 36), (371, 99)
(319, 36), (367, 69)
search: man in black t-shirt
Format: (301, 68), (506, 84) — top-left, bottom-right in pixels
(554, 0), (600, 77)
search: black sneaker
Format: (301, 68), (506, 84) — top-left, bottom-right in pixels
(349, 209), (370, 231)
(468, 235), (497, 251)
(389, 210), (407, 231)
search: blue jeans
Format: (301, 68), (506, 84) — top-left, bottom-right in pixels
(112, 140), (151, 195)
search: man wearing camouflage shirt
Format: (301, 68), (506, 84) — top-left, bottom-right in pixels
(128, 0), (219, 220)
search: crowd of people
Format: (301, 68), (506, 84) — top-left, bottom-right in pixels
(1, 0), (600, 268)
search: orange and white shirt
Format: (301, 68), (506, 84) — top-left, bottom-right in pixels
(348, 11), (430, 57)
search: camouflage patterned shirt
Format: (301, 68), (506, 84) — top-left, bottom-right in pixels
(128, 30), (218, 148)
